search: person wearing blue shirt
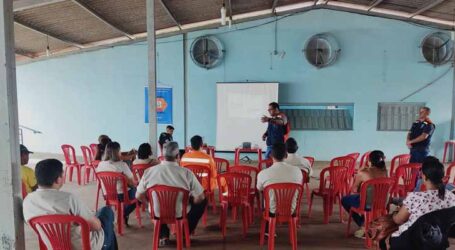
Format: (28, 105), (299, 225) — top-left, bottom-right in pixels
(406, 107), (435, 163)
(261, 102), (288, 159)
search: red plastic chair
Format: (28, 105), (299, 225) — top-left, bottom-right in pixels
(258, 158), (273, 170)
(308, 166), (348, 224)
(229, 165), (261, 217)
(22, 181), (28, 199)
(346, 177), (395, 248)
(301, 169), (311, 209)
(184, 165), (215, 225)
(158, 155), (165, 161)
(29, 215), (91, 250)
(214, 157), (229, 173)
(89, 143), (98, 159)
(444, 162), (455, 185)
(61, 144), (85, 185)
(132, 163), (153, 182)
(390, 154), (411, 177)
(346, 152), (360, 162)
(330, 156), (356, 194)
(217, 172), (252, 238)
(203, 146), (216, 157)
(259, 183), (303, 250)
(392, 163), (421, 198)
(303, 156), (315, 168)
(443, 141), (455, 163)
(97, 172), (142, 235)
(81, 145), (98, 184)
(359, 151), (371, 169)
(147, 185), (190, 250)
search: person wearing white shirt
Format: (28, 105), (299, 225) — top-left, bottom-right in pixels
(136, 141), (207, 247)
(284, 137), (312, 176)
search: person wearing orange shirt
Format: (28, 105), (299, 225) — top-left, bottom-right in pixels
(180, 135), (217, 191)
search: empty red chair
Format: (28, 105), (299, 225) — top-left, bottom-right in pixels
(443, 140), (455, 163)
(89, 143), (98, 159)
(97, 172), (142, 235)
(259, 183), (303, 250)
(308, 166), (348, 224)
(359, 151), (371, 169)
(346, 177), (395, 248)
(330, 156), (356, 194)
(61, 144), (85, 185)
(301, 169), (311, 208)
(184, 165), (215, 224)
(392, 163), (421, 197)
(217, 172), (252, 238)
(81, 145), (98, 184)
(346, 152), (360, 162)
(390, 154), (411, 177)
(147, 185), (190, 250)
(214, 157), (229, 173)
(303, 156), (315, 168)
(29, 215), (91, 250)
(132, 163), (153, 182)
(258, 158), (273, 170)
(203, 146), (216, 157)
(230, 165), (261, 217)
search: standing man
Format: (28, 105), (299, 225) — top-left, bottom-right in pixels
(159, 125), (174, 147)
(21, 144), (37, 194)
(261, 102), (289, 159)
(406, 107), (435, 163)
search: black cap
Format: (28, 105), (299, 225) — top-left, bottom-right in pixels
(20, 144), (33, 154)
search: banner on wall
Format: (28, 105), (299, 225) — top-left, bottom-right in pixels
(144, 86), (173, 124)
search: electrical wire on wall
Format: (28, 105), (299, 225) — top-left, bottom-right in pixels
(400, 66), (452, 101)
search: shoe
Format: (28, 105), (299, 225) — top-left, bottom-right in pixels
(354, 228), (365, 239)
(158, 238), (170, 247)
(124, 215), (130, 227)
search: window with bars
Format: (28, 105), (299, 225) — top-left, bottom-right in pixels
(281, 103), (354, 131)
(377, 102), (425, 131)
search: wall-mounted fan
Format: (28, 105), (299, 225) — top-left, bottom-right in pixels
(190, 36), (225, 69)
(421, 32), (453, 66)
(303, 33), (340, 68)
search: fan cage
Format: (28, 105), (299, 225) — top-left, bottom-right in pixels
(303, 33), (340, 69)
(190, 36), (225, 69)
(420, 32), (453, 66)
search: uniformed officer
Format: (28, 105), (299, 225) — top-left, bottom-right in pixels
(406, 107), (435, 163)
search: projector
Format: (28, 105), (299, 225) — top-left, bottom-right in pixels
(242, 142), (252, 149)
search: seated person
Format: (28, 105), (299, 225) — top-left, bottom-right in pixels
(97, 142), (138, 226)
(136, 142), (207, 246)
(257, 143), (303, 214)
(341, 150), (388, 239)
(159, 125), (174, 147)
(20, 144), (37, 194)
(284, 138), (312, 176)
(23, 159), (117, 249)
(95, 135), (136, 162)
(381, 156), (455, 249)
(132, 143), (160, 166)
(180, 135), (218, 191)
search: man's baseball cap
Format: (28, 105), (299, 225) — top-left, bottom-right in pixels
(20, 144), (33, 154)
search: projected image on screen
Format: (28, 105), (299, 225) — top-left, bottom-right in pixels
(216, 83), (279, 151)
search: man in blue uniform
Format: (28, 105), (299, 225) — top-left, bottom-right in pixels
(406, 107), (435, 163)
(261, 102), (288, 159)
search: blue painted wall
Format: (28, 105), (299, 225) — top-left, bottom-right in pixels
(16, 9), (453, 160)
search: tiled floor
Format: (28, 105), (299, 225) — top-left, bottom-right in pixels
(23, 159), (455, 249)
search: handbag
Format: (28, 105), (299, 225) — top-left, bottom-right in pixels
(368, 214), (399, 241)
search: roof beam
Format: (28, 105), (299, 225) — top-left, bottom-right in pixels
(13, 0), (67, 12)
(368, 0), (384, 11)
(159, 0), (182, 30)
(409, 0), (447, 18)
(14, 20), (85, 48)
(272, 0), (279, 14)
(70, 0), (134, 39)
(15, 48), (35, 58)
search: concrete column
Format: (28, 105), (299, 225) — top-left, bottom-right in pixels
(146, 0), (158, 154)
(0, 0), (25, 249)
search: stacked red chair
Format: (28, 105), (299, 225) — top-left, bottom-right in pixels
(146, 185), (190, 250)
(217, 172), (252, 238)
(229, 165), (261, 217)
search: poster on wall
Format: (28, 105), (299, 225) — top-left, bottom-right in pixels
(144, 86), (173, 124)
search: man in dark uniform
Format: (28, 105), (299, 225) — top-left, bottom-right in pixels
(159, 125), (174, 147)
(406, 107), (435, 163)
(261, 102), (288, 159)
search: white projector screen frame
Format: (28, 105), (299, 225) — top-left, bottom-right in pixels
(216, 82), (279, 151)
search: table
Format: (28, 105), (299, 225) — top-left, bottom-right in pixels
(234, 147), (263, 166)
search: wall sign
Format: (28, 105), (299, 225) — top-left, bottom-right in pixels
(144, 86), (173, 124)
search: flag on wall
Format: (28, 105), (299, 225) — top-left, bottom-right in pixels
(144, 86), (173, 124)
